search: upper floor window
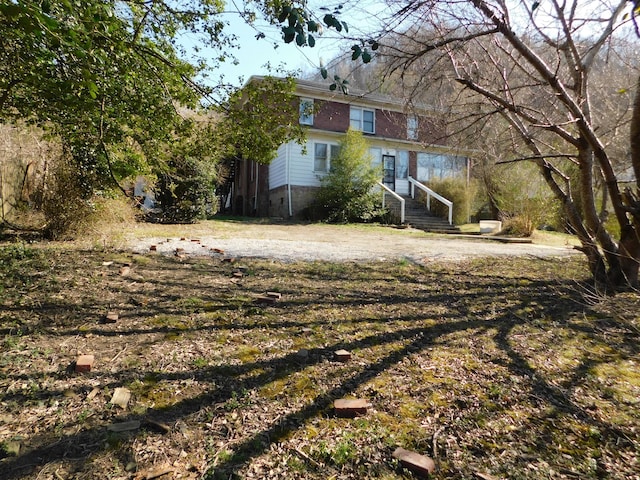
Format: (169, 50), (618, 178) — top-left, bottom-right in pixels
(299, 98), (314, 125)
(407, 115), (418, 140)
(350, 107), (375, 133)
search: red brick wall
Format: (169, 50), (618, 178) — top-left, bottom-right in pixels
(376, 110), (405, 139)
(418, 116), (447, 145)
(313, 101), (350, 132)
(311, 100), (446, 145)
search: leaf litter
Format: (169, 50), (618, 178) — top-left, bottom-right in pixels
(0, 242), (638, 479)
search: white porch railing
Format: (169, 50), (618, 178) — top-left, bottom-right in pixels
(408, 176), (453, 225)
(377, 182), (405, 224)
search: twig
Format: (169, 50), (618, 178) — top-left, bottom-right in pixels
(110, 344), (128, 363)
(432, 425), (445, 471)
(291, 447), (321, 469)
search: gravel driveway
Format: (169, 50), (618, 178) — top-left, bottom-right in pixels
(128, 223), (578, 263)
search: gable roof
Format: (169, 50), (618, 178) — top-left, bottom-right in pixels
(246, 75), (439, 115)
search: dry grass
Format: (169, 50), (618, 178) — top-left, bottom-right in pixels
(0, 239), (638, 480)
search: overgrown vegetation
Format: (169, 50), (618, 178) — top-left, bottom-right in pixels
(425, 177), (477, 226)
(0, 231), (637, 479)
(314, 128), (385, 223)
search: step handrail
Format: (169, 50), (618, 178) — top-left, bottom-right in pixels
(377, 182), (405, 224)
(408, 176), (453, 225)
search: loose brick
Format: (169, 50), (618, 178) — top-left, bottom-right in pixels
(334, 398), (371, 417)
(149, 245), (157, 251)
(266, 291), (282, 299)
(144, 418), (171, 434)
(232, 271), (244, 278)
(212, 248), (225, 254)
(107, 420), (141, 432)
(392, 447), (435, 477)
(75, 354), (95, 373)
(334, 349), (352, 362)
(256, 295), (277, 304)
(104, 312), (119, 324)
(191, 238), (200, 243)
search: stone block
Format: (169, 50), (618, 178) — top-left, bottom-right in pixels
(256, 295), (277, 304)
(104, 312), (118, 323)
(266, 291), (282, 299)
(334, 398), (371, 417)
(335, 349), (352, 362)
(107, 420), (140, 432)
(392, 447), (435, 477)
(110, 387), (131, 409)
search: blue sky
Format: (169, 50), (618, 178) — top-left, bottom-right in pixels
(184, 0), (387, 98)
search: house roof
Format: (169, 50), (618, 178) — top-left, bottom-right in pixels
(246, 75), (439, 115)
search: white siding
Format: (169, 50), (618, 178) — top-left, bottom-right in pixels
(395, 179), (409, 195)
(288, 141), (317, 186)
(277, 135), (345, 188)
(269, 144), (288, 189)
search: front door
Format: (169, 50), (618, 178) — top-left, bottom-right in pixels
(383, 155), (395, 190)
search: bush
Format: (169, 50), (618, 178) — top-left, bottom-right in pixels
(314, 129), (385, 223)
(153, 156), (216, 223)
(41, 155), (96, 239)
(423, 177), (477, 225)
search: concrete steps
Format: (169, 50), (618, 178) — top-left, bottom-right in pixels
(400, 195), (461, 234)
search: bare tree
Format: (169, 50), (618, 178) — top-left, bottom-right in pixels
(365, 0), (640, 290)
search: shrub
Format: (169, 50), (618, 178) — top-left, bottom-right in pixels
(41, 155), (96, 239)
(153, 156), (216, 223)
(424, 177), (477, 225)
(314, 129), (385, 223)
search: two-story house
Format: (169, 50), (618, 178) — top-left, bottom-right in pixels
(227, 76), (469, 221)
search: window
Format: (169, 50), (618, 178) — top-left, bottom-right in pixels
(350, 107), (375, 133)
(369, 147), (382, 168)
(397, 150), (409, 179)
(314, 142), (340, 172)
(407, 115), (418, 140)
(417, 153), (467, 181)
(299, 98), (314, 125)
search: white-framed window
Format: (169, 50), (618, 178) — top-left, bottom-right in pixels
(369, 147), (382, 168)
(299, 98), (314, 125)
(407, 115), (418, 140)
(350, 107), (375, 133)
(314, 142), (341, 172)
(397, 150), (409, 179)
(417, 153), (467, 181)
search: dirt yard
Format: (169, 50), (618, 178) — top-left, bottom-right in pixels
(124, 221), (579, 263)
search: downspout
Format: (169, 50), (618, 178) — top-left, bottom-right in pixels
(254, 162), (259, 214)
(287, 143), (293, 218)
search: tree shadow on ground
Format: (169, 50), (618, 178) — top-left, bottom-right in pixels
(1, 249), (637, 479)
